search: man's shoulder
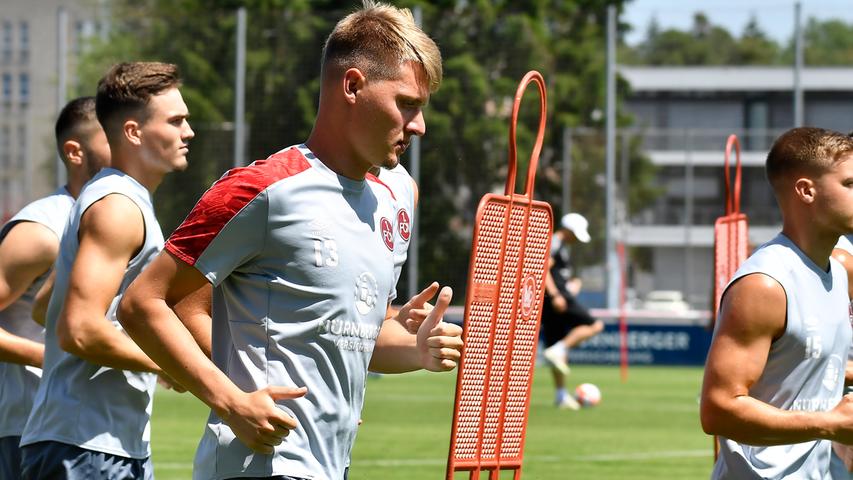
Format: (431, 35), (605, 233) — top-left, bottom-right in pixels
(215, 147), (314, 197)
(13, 187), (73, 217)
(77, 169), (145, 205)
(2, 188), (75, 240)
(165, 148), (314, 257)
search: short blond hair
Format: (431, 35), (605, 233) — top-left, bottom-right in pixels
(322, 1), (442, 93)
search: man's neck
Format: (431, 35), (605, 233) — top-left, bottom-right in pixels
(782, 222), (837, 272)
(112, 158), (162, 194)
(305, 137), (369, 181)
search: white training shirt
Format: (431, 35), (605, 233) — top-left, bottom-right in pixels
(377, 164), (416, 298)
(21, 169), (163, 459)
(0, 187), (73, 438)
(165, 145), (396, 480)
(712, 234), (852, 479)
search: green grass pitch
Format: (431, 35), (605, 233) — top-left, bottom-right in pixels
(150, 365), (713, 479)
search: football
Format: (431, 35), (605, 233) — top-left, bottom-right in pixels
(574, 383), (602, 407)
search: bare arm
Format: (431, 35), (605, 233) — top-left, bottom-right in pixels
(369, 285), (462, 373)
(55, 194), (161, 373)
(172, 282), (212, 358)
(543, 256), (567, 312)
(0, 221), (57, 310)
(31, 269), (55, 327)
(700, 273), (853, 445)
(119, 250), (305, 454)
(0, 221), (58, 367)
(0, 328), (43, 367)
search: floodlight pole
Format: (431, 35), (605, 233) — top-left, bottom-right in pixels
(56, 7), (68, 188)
(561, 127), (572, 216)
(793, 1), (804, 127)
(605, 5), (619, 310)
(234, 7), (247, 168)
(407, 5), (423, 300)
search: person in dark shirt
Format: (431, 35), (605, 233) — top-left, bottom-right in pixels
(541, 213), (603, 409)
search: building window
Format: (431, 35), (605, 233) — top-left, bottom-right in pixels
(1, 22), (11, 63)
(19, 21), (28, 63)
(18, 73), (28, 105)
(745, 101), (770, 150)
(16, 124), (25, 171)
(0, 126), (9, 170)
(74, 20), (98, 55)
(1, 73), (11, 104)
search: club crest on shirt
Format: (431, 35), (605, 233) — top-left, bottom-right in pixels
(397, 208), (411, 242)
(380, 217), (394, 251)
(308, 218), (335, 238)
(823, 354), (844, 391)
(355, 272), (379, 315)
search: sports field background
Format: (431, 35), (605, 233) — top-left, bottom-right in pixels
(150, 365), (711, 479)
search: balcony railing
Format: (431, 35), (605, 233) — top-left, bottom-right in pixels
(638, 127), (787, 152)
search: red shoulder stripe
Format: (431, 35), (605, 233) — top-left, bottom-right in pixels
(166, 148), (311, 265)
(366, 172), (396, 201)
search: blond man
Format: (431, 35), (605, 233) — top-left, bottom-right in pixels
(119, 3), (462, 480)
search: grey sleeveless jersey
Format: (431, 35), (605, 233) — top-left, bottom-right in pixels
(0, 187), (73, 437)
(377, 164), (415, 299)
(712, 234), (852, 480)
(166, 145), (396, 480)
(20, 168), (163, 459)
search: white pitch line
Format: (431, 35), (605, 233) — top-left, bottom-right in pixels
(573, 449), (710, 462)
(153, 450), (710, 471)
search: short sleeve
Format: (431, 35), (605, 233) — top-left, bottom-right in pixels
(165, 169), (271, 287)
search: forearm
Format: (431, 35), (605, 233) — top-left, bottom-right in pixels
(121, 298), (244, 416)
(0, 328), (43, 367)
(31, 271), (55, 326)
(702, 393), (834, 445)
(59, 312), (161, 373)
(544, 272), (560, 297)
(369, 319), (421, 373)
(173, 285), (212, 358)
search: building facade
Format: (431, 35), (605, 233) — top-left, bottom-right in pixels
(0, 0), (105, 220)
(620, 66), (853, 309)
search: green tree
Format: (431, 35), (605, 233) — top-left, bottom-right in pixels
(781, 18), (853, 65)
(625, 12), (781, 66)
(76, 0), (659, 299)
(735, 16), (779, 64)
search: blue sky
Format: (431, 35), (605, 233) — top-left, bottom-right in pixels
(623, 0), (853, 45)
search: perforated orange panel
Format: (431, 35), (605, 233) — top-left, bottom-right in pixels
(712, 134), (749, 461)
(713, 214), (748, 315)
(447, 71), (553, 480)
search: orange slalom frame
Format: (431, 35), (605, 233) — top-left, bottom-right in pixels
(446, 71), (553, 480)
(711, 134), (750, 460)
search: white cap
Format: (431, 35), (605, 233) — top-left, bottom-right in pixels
(560, 213), (590, 243)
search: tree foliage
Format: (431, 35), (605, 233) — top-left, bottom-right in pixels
(625, 12), (853, 67)
(76, 0), (659, 298)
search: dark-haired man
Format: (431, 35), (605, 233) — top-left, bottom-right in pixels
(0, 96), (109, 479)
(701, 127), (853, 479)
(19, 62), (197, 480)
